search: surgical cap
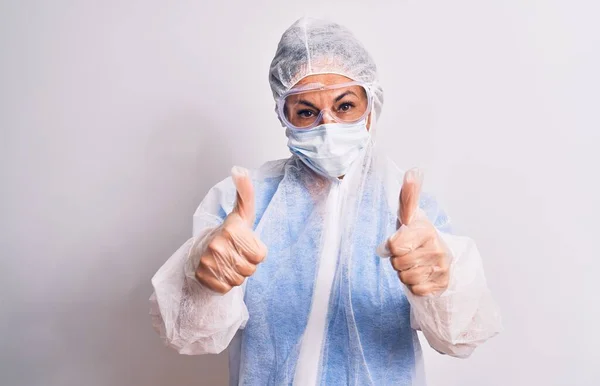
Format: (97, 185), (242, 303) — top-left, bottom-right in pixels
(269, 17), (384, 119)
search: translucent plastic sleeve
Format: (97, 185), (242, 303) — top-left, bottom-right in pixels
(406, 232), (502, 358)
(149, 180), (248, 355)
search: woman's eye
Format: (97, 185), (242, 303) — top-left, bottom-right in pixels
(297, 110), (315, 118)
(338, 102), (354, 112)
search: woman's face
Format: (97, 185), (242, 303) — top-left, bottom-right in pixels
(285, 74), (372, 130)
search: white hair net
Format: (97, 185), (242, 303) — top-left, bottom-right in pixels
(269, 17), (384, 120)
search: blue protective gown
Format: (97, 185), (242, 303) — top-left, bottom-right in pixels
(150, 151), (501, 386)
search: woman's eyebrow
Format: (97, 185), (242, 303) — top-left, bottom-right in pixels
(298, 99), (319, 109)
(334, 90), (358, 102)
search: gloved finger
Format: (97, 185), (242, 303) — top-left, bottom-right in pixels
(376, 222), (428, 258)
(231, 252), (257, 277)
(399, 168), (424, 226)
(195, 258), (236, 294)
(202, 235), (241, 281)
(244, 237), (267, 264)
(224, 270), (246, 287)
(200, 250), (249, 288)
(231, 166), (256, 228)
(409, 279), (448, 297)
(205, 253), (246, 287)
(387, 221), (432, 257)
(221, 221), (267, 264)
(376, 240), (393, 257)
(407, 282), (436, 297)
(390, 244), (443, 271)
(206, 234), (237, 266)
(390, 251), (418, 271)
(398, 265), (438, 286)
(195, 269), (233, 294)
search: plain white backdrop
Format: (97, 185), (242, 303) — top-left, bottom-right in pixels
(1, 1), (599, 385)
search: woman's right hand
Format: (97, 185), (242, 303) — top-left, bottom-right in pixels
(195, 167), (267, 294)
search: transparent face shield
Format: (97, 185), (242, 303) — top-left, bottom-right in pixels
(277, 81), (374, 130)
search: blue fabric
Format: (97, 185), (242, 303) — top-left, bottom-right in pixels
(319, 169), (415, 386)
(219, 159), (449, 385)
(240, 165), (325, 385)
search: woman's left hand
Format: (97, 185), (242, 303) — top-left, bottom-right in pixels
(377, 169), (451, 296)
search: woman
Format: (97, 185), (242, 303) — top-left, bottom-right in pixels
(150, 17), (501, 386)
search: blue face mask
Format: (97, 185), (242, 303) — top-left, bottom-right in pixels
(286, 119), (371, 178)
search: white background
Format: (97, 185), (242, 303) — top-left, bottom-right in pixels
(2, 1), (599, 385)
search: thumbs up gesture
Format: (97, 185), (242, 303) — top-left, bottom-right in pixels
(377, 169), (450, 296)
(195, 167), (267, 294)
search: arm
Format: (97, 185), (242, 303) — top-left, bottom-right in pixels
(149, 175), (250, 355)
(379, 169), (502, 358)
(405, 232), (502, 358)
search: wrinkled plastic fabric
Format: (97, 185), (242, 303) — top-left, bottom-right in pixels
(150, 148), (502, 385)
(150, 227), (249, 355)
(406, 231), (501, 358)
(150, 16), (501, 386)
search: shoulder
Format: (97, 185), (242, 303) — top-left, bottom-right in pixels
(192, 159), (290, 229)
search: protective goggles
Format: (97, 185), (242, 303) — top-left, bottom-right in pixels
(277, 81), (373, 130)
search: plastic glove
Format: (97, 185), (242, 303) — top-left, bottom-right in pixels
(194, 166), (267, 294)
(377, 169), (450, 296)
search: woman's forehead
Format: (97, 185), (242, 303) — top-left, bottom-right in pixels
(286, 84), (366, 103)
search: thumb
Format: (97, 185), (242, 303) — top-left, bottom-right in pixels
(231, 166), (256, 227)
(399, 168), (424, 226)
